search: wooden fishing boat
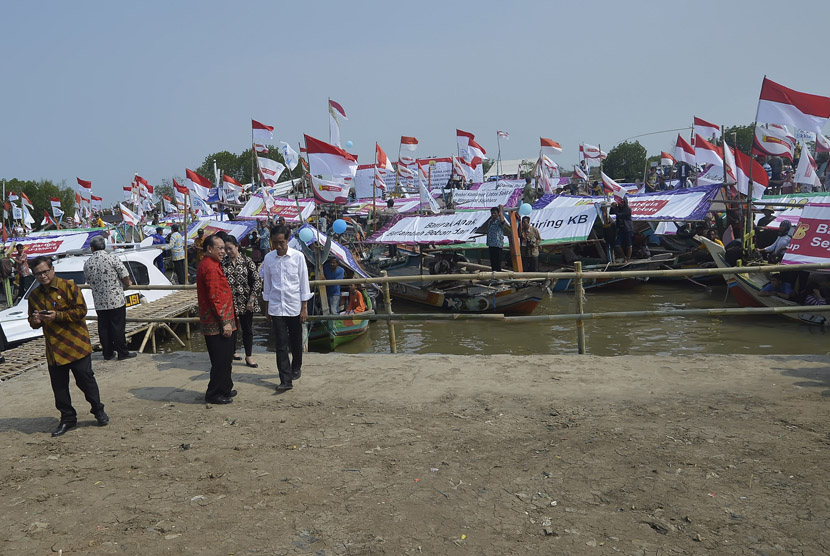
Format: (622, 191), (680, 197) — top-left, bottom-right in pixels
(700, 237), (826, 326)
(308, 315), (370, 350)
(547, 253), (677, 292)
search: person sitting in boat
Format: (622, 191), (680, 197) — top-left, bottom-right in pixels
(758, 220), (792, 263)
(342, 283), (366, 314)
(758, 273), (794, 300)
(323, 257), (345, 313)
(793, 282), (827, 306)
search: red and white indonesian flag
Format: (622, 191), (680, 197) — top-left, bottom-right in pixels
(722, 144), (737, 184)
(497, 130), (510, 139)
(735, 148), (769, 198)
(328, 99), (347, 120)
(185, 168), (212, 200)
(541, 154), (558, 170)
(304, 134), (358, 179)
(452, 156), (468, 179)
(8, 191), (19, 202)
(693, 116), (721, 141)
(49, 196), (63, 217)
(328, 100), (347, 148)
(123, 186), (133, 200)
(257, 157), (286, 187)
(457, 129), (487, 162)
(753, 124), (794, 159)
(396, 162), (415, 178)
(135, 174), (150, 197)
(173, 179), (188, 205)
(254, 144), (269, 154)
(119, 203), (139, 226)
(77, 177), (92, 192)
(376, 143), (393, 171)
(41, 210), (56, 227)
(223, 174), (244, 201)
(399, 136), (418, 164)
(90, 195), (102, 211)
(540, 137), (562, 158)
(660, 151), (676, 166)
(311, 175), (349, 204)
(755, 77), (830, 135)
(21, 191), (34, 209)
(674, 135), (696, 165)
(600, 172), (627, 203)
(694, 134), (723, 167)
(794, 140), (822, 190)
(160, 195), (174, 213)
(252, 119), (274, 144)
(573, 165), (588, 181)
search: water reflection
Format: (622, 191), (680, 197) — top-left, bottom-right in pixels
(158, 282), (827, 357)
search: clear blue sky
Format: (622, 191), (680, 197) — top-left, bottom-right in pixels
(3, 0), (829, 204)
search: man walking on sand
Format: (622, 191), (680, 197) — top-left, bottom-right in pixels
(28, 256), (108, 437)
(197, 234), (237, 404)
(260, 225), (312, 392)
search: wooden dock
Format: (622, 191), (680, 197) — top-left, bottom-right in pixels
(0, 290), (197, 382)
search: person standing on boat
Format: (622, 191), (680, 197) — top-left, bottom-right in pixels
(84, 236), (136, 362)
(28, 256), (109, 437)
(485, 205), (509, 272)
(758, 220), (792, 263)
(197, 234), (237, 404)
(160, 224), (186, 284)
(323, 257), (345, 313)
(520, 216), (542, 272)
(150, 226), (167, 274)
(13, 243), (33, 303)
(260, 225), (312, 392)
(222, 235), (262, 369)
(610, 197), (634, 263)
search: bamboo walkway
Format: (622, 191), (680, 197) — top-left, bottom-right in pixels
(0, 290), (197, 383)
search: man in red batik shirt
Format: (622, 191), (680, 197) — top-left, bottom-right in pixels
(196, 234), (237, 404)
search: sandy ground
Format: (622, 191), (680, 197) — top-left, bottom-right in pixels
(1, 352), (829, 555)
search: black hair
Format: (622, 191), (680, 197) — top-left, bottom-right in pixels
(204, 234), (221, 251)
(270, 225), (290, 239)
(224, 235), (239, 247)
(30, 256), (53, 270)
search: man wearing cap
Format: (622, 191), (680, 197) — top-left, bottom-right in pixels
(150, 226), (166, 273)
(160, 224), (186, 284)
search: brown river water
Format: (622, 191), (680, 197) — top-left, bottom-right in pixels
(160, 280), (828, 357)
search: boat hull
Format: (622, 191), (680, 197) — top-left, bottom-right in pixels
(308, 317), (370, 351)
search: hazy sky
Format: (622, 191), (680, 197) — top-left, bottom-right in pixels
(3, 0), (829, 204)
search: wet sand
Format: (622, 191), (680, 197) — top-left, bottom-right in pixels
(1, 352), (829, 554)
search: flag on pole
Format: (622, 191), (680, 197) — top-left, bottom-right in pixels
(8, 191), (19, 202)
(457, 129), (487, 162)
(222, 175), (244, 201)
(674, 135), (695, 165)
(542, 155), (558, 170)
(161, 195), (176, 214)
(328, 99), (347, 147)
(418, 168), (441, 214)
(755, 77), (830, 134)
(90, 195), (102, 212)
(396, 162), (415, 178)
(452, 156), (468, 180)
(373, 166), (387, 191)
(375, 143), (393, 172)
(694, 134), (723, 167)
(580, 143), (607, 163)
(41, 210), (56, 227)
(21, 204), (34, 229)
(693, 117), (721, 141)
(310, 176), (349, 204)
(304, 134), (358, 178)
(77, 177), (92, 191)
(123, 186), (133, 200)
(573, 165), (588, 181)
(734, 148), (769, 199)
(252, 119), (274, 144)
(660, 152), (676, 166)
(185, 169), (212, 200)
(497, 130), (510, 139)
(254, 144), (269, 154)
(540, 137), (563, 157)
(794, 140), (822, 190)
(279, 141), (299, 170)
(722, 144), (737, 183)
(257, 157), (286, 187)
(21, 191), (34, 209)
(600, 172), (627, 203)
(49, 197), (63, 218)
(399, 136), (418, 165)
(119, 203), (140, 226)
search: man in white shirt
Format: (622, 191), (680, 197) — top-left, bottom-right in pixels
(260, 226), (312, 391)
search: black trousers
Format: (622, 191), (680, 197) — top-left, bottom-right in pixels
(271, 315), (303, 386)
(173, 259), (186, 285)
(236, 312), (254, 357)
(523, 255), (539, 272)
(16, 275), (35, 302)
(488, 246), (503, 272)
(48, 355), (104, 424)
(204, 334), (234, 400)
(98, 305), (129, 358)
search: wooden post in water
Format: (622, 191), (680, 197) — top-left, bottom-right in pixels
(381, 270), (397, 353)
(574, 260), (586, 354)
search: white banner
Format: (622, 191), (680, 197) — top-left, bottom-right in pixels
(754, 192), (830, 230)
(4, 231), (99, 257)
(237, 195), (316, 222)
(448, 188), (523, 210)
(368, 212), (490, 244)
(186, 219), (257, 241)
(462, 205), (597, 247)
(782, 202), (830, 265)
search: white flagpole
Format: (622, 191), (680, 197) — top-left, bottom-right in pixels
(497, 132), (502, 177)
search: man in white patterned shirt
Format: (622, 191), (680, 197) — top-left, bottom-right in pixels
(83, 236), (137, 361)
(260, 226), (312, 391)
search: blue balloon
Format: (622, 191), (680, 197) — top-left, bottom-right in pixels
(345, 140), (353, 148)
(332, 219), (347, 235)
(298, 227), (315, 243)
(518, 203), (532, 217)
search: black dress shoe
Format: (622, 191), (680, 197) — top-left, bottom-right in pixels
(94, 411), (109, 426)
(292, 370), (301, 380)
(117, 352), (137, 361)
(103, 354), (115, 361)
(228, 390), (238, 398)
(275, 383), (293, 392)
(205, 396), (233, 404)
(51, 422), (77, 437)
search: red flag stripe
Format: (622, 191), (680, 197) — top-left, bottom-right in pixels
(252, 119), (274, 132)
(303, 134), (358, 161)
(400, 136), (418, 145)
(759, 77), (830, 118)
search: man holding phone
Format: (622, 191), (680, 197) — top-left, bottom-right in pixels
(28, 256), (108, 437)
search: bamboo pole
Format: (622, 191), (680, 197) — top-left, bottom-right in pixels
(381, 270), (396, 353)
(574, 260), (586, 354)
(74, 259), (830, 290)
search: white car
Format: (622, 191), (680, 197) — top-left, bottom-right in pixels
(0, 248), (175, 350)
